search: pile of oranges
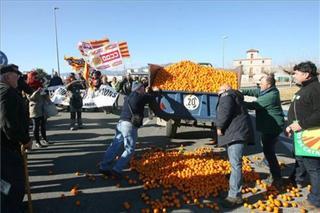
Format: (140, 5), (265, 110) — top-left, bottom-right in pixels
(130, 147), (259, 210)
(152, 61), (239, 93)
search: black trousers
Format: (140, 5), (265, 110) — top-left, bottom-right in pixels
(261, 133), (281, 179)
(32, 116), (47, 143)
(1, 147), (25, 213)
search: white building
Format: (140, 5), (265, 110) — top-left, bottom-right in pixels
(233, 49), (272, 80)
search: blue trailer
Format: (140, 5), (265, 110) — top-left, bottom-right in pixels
(148, 64), (242, 138)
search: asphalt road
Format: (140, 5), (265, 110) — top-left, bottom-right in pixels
(24, 102), (310, 213)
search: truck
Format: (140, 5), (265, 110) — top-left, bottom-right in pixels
(148, 63), (242, 138)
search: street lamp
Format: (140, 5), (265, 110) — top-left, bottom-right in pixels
(54, 7), (61, 76)
(222, 35), (228, 69)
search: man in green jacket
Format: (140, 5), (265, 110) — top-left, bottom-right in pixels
(241, 74), (285, 185)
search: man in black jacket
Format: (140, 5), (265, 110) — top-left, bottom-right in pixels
(216, 84), (254, 208)
(285, 61), (320, 211)
(99, 82), (159, 178)
(0, 64), (32, 212)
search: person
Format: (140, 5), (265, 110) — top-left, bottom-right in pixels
(216, 84), (254, 208)
(241, 74), (285, 186)
(0, 64), (32, 212)
(91, 70), (102, 90)
(66, 73), (86, 130)
(48, 71), (63, 87)
(99, 82), (160, 178)
(111, 76), (120, 109)
(118, 73), (133, 97)
(27, 71), (50, 148)
(285, 61), (320, 211)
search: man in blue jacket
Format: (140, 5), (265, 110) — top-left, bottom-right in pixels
(99, 82), (159, 178)
(216, 84), (254, 208)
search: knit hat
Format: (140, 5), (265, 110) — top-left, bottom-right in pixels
(0, 64), (22, 75)
(132, 82), (144, 92)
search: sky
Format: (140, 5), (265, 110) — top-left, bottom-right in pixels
(0, 0), (319, 74)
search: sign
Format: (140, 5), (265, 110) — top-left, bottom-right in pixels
(87, 43), (123, 70)
(183, 94), (200, 111)
(49, 85), (118, 108)
(0, 51), (8, 65)
(294, 127), (320, 157)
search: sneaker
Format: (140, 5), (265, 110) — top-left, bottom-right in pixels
(298, 200), (320, 211)
(221, 197), (243, 208)
(99, 169), (111, 176)
(78, 124), (83, 129)
(40, 140), (49, 147)
(70, 126), (77, 131)
(35, 143), (44, 148)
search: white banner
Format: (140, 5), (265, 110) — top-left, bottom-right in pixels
(87, 42), (123, 70)
(49, 85), (118, 108)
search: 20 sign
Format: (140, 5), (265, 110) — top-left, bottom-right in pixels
(183, 94), (200, 111)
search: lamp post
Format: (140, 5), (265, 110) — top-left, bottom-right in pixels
(54, 7), (61, 76)
(222, 35), (228, 69)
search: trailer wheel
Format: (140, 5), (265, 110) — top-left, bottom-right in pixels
(166, 120), (178, 138)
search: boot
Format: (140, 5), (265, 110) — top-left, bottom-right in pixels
(70, 119), (77, 131)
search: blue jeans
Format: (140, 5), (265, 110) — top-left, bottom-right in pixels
(227, 141), (244, 198)
(302, 157), (320, 207)
(100, 120), (138, 173)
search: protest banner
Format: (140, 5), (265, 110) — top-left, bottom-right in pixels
(86, 42), (124, 70)
(49, 85), (118, 108)
(294, 127), (320, 157)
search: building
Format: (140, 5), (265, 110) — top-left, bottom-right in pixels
(233, 49), (272, 80)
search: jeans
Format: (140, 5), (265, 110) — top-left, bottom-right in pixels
(261, 133), (281, 179)
(1, 147), (25, 213)
(227, 141), (244, 198)
(302, 157), (320, 207)
(100, 120), (138, 173)
(32, 116), (47, 143)
(290, 156), (307, 184)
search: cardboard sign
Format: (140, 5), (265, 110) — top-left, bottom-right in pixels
(294, 127), (320, 157)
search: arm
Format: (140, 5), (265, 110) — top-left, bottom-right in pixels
(216, 95), (235, 132)
(244, 93), (272, 110)
(1, 91), (30, 144)
(240, 88), (260, 97)
(299, 90), (320, 129)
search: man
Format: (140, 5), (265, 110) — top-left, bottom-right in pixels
(118, 73), (133, 96)
(241, 74), (285, 186)
(0, 64), (32, 212)
(48, 71), (63, 87)
(285, 61), (320, 211)
(99, 82), (159, 178)
(216, 84), (254, 208)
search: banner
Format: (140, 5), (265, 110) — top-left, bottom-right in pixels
(64, 56), (85, 71)
(86, 42), (124, 70)
(294, 127), (320, 157)
(49, 85), (118, 108)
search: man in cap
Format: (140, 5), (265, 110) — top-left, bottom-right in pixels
(286, 61), (320, 211)
(216, 84), (254, 208)
(99, 82), (159, 178)
(0, 64), (32, 212)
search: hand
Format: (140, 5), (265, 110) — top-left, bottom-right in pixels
(22, 139), (33, 151)
(285, 126), (292, 137)
(217, 128), (223, 136)
(289, 122), (302, 132)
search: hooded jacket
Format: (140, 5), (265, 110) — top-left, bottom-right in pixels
(216, 89), (254, 146)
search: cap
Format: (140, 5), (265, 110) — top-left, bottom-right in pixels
(0, 64), (22, 75)
(132, 82), (144, 92)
